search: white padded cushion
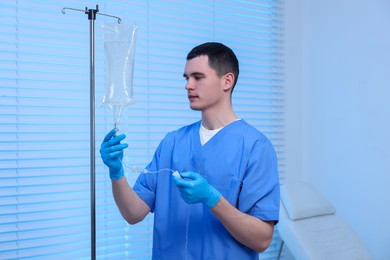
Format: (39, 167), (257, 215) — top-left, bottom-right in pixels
(281, 182), (336, 220)
(278, 204), (373, 260)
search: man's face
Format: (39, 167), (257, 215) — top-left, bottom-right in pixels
(183, 55), (225, 112)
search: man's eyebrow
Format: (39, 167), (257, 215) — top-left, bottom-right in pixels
(183, 72), (205, 78)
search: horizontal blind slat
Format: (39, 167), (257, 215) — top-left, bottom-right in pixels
(1, 0), (284, 258)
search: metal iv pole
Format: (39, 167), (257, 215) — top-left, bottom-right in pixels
(61, 5), (121, 260)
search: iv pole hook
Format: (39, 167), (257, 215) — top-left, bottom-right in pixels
(62, 5), (122, 23)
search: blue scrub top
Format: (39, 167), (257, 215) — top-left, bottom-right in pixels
(133, 120), (280, 260)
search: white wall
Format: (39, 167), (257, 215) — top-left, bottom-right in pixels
(286, 1), (390, 259)
(284, 0), (304, 184)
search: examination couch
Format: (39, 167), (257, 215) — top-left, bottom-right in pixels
(277, 181), (373, 260)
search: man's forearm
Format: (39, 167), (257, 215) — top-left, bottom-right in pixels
(210, 196), (274, 252)
(112, 176), (150, 224)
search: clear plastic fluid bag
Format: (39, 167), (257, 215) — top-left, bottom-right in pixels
(102, 22), (138, 130)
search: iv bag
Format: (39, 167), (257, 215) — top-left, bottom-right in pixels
(102, 22), (138, 129)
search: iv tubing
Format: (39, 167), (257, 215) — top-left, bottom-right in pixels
(118, 156), (174, 174)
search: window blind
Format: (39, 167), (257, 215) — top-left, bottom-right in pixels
(0, 0), (285, 259)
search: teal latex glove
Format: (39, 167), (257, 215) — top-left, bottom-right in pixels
(173, 171), (222, 208)
(100, 129), (128, 180)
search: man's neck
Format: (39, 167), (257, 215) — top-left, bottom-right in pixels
(201, 109), (237, 130)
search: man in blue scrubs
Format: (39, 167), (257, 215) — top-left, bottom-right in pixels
(100, 42), (280, 259)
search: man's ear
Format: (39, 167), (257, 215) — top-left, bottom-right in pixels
(222, 72), (235, 91)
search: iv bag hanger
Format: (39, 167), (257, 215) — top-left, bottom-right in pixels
(61, 5), (122, 23)
(61, 5), (121, 260)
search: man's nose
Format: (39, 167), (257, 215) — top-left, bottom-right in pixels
(185, 80), (194, 90)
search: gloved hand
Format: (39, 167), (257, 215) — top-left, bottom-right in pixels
(173, 171), (221, 208)
(100, 129), (128, 180)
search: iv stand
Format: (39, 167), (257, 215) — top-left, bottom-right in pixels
(61, 5), (121, 260)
